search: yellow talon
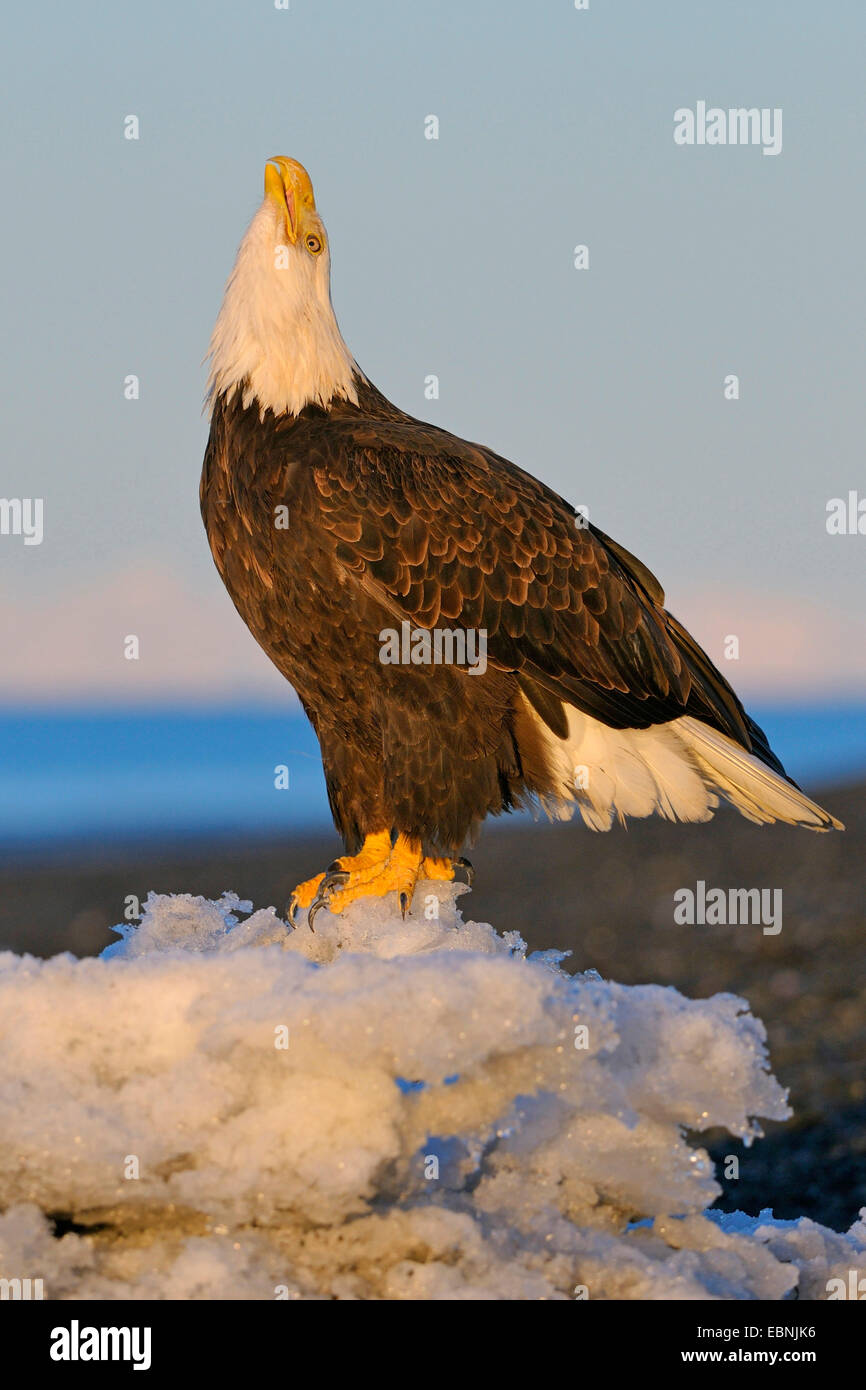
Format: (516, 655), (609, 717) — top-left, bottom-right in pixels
(287, 833), (472, 926)
(288, 872), (326, 912)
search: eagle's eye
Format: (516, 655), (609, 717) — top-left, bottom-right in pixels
(305, 233), (323, 255)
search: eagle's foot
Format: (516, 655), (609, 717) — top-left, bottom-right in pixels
(311, 832), (421, 927)
(287, 833), (473, 928)
(287, 830), (393, 927)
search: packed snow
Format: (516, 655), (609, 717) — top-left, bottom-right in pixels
(0, 885), (863, 1300)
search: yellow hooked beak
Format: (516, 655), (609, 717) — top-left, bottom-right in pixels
(264, 156), (317, 244)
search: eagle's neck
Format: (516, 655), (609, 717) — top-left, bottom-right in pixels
(206, 203), (363, 420)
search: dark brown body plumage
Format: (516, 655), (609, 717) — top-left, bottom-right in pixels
(201, 377), (787, 855)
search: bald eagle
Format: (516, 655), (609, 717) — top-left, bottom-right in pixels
(201, 157), (841, 925)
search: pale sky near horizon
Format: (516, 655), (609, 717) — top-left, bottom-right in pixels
(1, 0), (864, 703)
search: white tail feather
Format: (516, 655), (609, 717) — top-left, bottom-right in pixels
(676, 716), (842, 831)
(523, 698), (842, 833)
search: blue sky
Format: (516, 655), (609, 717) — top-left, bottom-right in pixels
(1, 0), (864, 702)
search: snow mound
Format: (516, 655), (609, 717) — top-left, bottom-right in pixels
(0, 885), (863, 1300)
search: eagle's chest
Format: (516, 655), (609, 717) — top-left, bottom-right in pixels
(201, 442), (378, 710)
(205, 462), (339, 611)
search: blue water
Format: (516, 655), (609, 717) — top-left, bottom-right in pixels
(0, 707), (330, 847)
(0, 704), (863, 849)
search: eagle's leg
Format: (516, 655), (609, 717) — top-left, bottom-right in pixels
(288, 833), (473, 927)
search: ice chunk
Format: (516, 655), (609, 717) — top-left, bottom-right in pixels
(0, 886), (862, 1300)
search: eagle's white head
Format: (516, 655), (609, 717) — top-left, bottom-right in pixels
(206, 157), (361, 419)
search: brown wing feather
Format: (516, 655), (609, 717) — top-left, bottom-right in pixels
(284, 409), (764, 757)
